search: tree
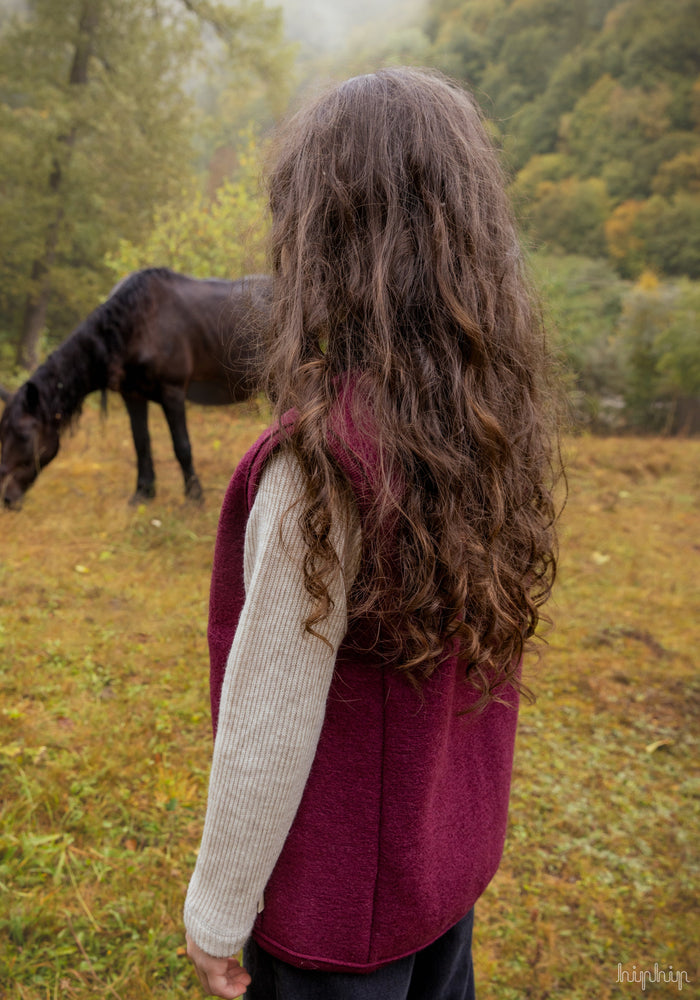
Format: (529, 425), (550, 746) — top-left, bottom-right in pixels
(619, 272), (700, 431)
(532, 252), (627, 428)
(8, 1), (107, 369)
(0, 0), (287, 369)
(655, 281), (700, 401)
(652, 147), (700, 197)
(606, 194), (700, 279)
(524, 176), (611, 258)
(605, 200), (647, 278)
(424, 0), (700, 276)
(106, 131), (269, 280)
(637, 194), (700, 279)
(508, 153), (575, 215)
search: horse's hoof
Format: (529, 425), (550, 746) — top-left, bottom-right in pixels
(129, 487), (156, 505)
(185, 476), (203, 502)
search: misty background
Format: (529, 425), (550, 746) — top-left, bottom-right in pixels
(280, 0), (426, 54)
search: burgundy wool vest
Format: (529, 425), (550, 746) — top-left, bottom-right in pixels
(207, 409), (519, 973)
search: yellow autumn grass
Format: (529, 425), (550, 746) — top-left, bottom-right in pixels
(0, 399), (698, 998)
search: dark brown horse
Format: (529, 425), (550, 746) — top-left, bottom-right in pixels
(0, 268), (270, 508)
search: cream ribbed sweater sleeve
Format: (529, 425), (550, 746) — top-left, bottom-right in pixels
(184, 451), (360, 958)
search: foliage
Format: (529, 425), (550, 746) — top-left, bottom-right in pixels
(0, 0), (288, 362)
(413, 0), (700, 431)
(531, 253), (627, 429)
(532, 253), (700, 432)
(0, 408), (697, 997)
(106, 132), (269, 282)
(521, 176), (611, 258)
(630, 194), (700, 280)
(0, 0), (188, 336)
(3, 0), (699, 429)
(618, 272), (700, 431)
(426, 0), (700, 279)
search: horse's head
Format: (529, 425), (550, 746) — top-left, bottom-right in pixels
(0, 381), (61, 509)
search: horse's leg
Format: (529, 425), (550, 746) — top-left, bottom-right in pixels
(160, 385), (203, 501)
(123, 394), (156, 502)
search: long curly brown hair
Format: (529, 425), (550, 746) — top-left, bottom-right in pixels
(263, 67), (561, 704)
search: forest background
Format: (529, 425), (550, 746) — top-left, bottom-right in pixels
(0, 0), (699, 432)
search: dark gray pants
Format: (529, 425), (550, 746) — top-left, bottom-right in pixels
(244, 909), (476, 1000)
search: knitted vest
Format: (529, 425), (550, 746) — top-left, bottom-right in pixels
(207, 410), (519, 973)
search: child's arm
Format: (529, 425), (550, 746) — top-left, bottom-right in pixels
(184, 451), (360, 960)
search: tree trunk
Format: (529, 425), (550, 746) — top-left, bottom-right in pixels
(17, 264), (55, 372)
(16, 157), (66, 369)
(15, 1), (100, 370)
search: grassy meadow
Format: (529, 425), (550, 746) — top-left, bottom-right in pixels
(0, 399), (698, 999)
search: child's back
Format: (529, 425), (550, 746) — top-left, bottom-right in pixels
(185, 67), (560, 1000)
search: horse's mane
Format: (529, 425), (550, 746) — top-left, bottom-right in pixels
(26, 268), (177, 427)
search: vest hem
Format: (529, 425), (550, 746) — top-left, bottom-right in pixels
(251, 910), (474, 974)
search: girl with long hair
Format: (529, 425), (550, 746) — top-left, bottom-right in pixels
(184, 67), (560, 999)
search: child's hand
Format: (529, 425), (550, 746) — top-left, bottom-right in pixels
(186, 933), (252, 998)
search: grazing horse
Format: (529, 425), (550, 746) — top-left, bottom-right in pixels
(0, 268), (270, 508)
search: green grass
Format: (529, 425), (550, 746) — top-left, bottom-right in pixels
(1, 402), (698, 998)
